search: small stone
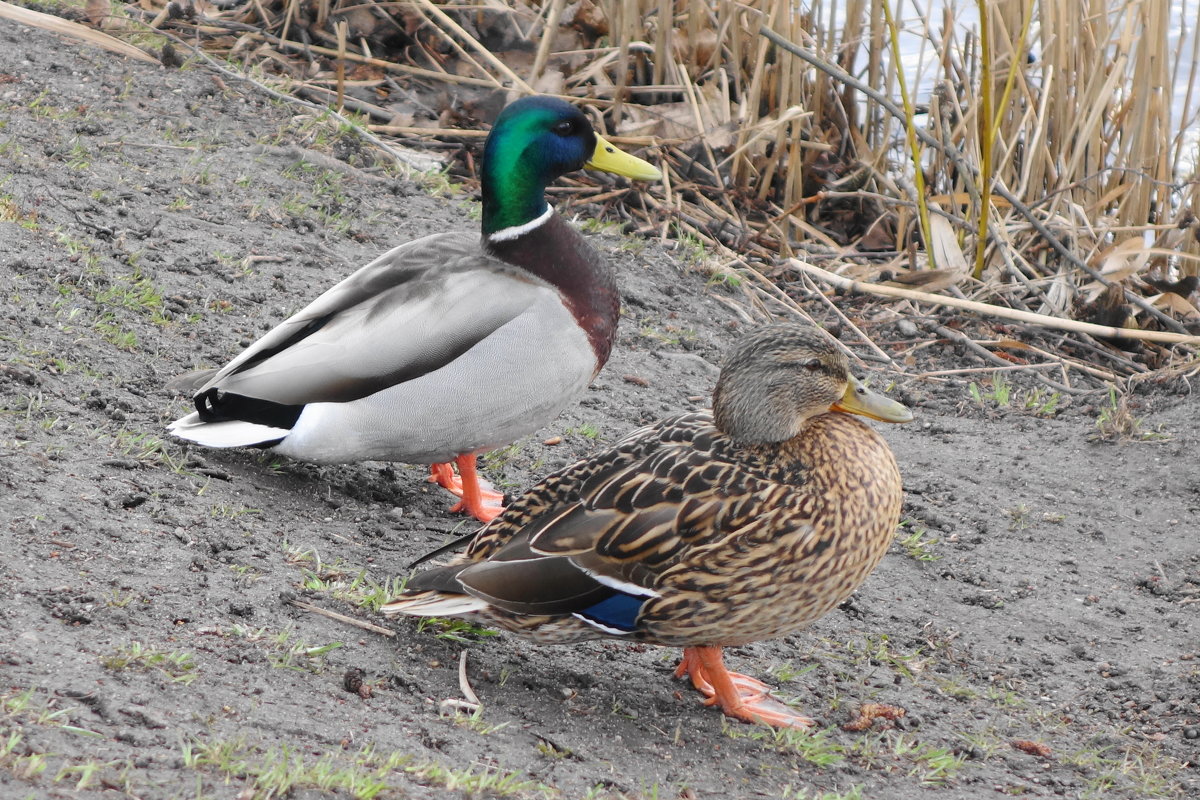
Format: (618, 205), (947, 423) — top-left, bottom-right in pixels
(343, 668), (364, 694)
(115, 730), (142, 746)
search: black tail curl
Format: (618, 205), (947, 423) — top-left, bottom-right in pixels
(194, 388), (305, 431)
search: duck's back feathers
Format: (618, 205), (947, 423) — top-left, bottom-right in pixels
(192, 231), (545, 405)
(165, 367), (220, 396)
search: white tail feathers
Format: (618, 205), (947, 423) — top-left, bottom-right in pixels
(167, 413), (289, 448)
(380, 592), (488, 618)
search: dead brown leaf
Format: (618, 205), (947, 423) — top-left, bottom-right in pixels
(927, 202), (969, 273)
(842, 702), (906, 731)
(569, 0), (608, 39)
(1095, 237), (1152, 282)
(1011, 739), (1052, 758)
(1147, 292), (1200, 320)
(879, 268), (965, 294)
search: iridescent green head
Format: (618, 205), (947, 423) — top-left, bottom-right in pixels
(481, 96), (661, 236)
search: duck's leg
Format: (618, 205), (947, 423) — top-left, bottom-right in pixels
(428, 462), (456, 490)
(448, 454), (505, 521)
(426, 455), (505, 522)
(674, 646), (815, 729)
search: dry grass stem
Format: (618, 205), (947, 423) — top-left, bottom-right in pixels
(285, 598), (397, 638)
(458, 650), (481, 706)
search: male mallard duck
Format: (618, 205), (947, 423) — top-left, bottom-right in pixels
(382, 323), (912, 728)
(167, 96), (661, 521)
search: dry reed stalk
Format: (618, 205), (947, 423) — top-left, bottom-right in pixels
(334, 18), (347, 110)
(985, 338), (1121, 383)
(917, 362), (1061, 377)
(792, 258), (1200, 346)
(798, 274), (895, 365)
(730, 2), (773, 194)
(530, 0), (566, 82)
(881, 0), (934, 263)
(763, 18), (1190, 335)
(922, 319), (1082, 393)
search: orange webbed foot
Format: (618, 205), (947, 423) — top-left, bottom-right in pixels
(427, 455), (505, 522)
(674, 646), (815, 730)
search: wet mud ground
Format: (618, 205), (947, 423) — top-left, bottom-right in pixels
(1, 18), (1199, 800)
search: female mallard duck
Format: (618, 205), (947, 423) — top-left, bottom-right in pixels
(167, 96), (661, 522)
(382, 323), (912, 728)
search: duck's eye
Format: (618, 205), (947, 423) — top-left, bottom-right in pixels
(552, 120), (576, 136)
(803, 358), (823, 371)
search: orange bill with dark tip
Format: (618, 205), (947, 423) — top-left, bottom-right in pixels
(831, 375), (913, 423)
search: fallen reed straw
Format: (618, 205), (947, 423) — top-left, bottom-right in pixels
(790, 259), (1200, 346)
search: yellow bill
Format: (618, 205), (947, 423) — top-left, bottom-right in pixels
(831, 375), (913, 423)
(586, 134), (662, 181)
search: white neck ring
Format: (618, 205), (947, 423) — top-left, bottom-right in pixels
(488, 206), (553, 243)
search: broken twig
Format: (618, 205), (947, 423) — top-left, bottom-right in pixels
(285, 598), (396, 637)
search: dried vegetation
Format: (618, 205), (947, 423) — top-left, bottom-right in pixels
(15, 0), (1200, 391)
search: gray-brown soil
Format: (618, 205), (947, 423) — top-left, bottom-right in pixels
(2, 19), (1199, 800)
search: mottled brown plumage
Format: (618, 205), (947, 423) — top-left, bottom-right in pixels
(382, 323), (912, 728)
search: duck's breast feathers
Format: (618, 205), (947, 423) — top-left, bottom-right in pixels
(797, 414), (902, 504)
(192, 231), (572, 405)
(485, 213), (619, 369)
